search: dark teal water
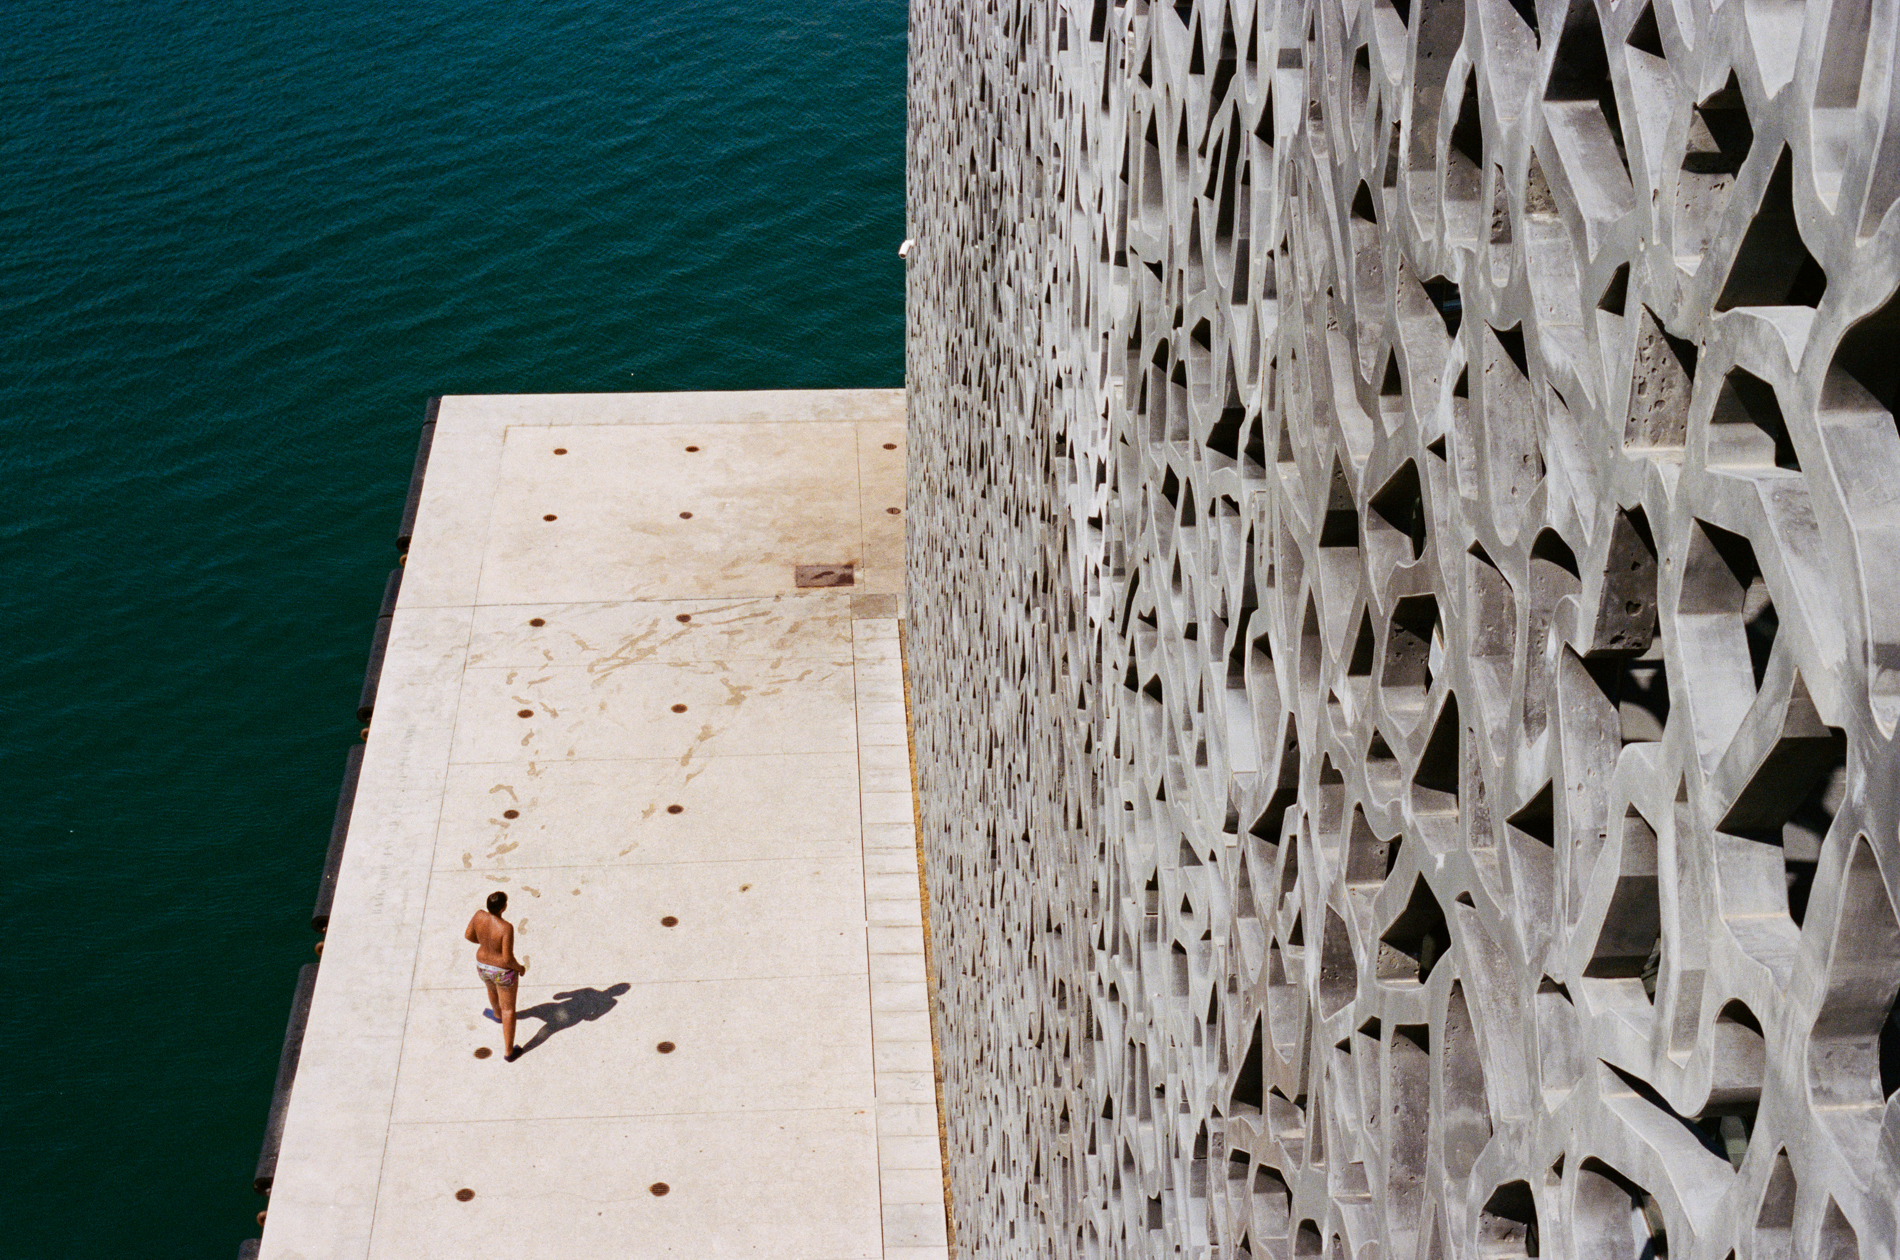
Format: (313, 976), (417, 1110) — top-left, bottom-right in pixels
(0, 2), (903, 1252)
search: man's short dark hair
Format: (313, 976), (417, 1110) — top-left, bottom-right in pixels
(486, 891), (508, 914)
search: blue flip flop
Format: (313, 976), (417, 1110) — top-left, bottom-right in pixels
(483, 1008), (502, 1024)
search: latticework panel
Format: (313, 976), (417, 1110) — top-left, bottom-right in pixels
(905, 1), (1900, 1257)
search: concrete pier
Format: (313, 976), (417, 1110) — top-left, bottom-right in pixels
(260, 390), (946, 1260)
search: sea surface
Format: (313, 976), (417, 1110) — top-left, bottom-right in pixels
(0, 1), (905, 1251)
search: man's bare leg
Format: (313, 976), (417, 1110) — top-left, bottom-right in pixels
(482, 977), (501, 1026)
(499, 979), (519, 1058)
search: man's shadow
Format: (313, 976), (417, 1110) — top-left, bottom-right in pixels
(514, 982), (631, 1056)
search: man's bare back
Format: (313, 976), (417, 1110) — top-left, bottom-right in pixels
(466, 909), (516, 968)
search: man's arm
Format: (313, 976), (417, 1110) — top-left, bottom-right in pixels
(502, 922), (527, 973)
(464, 912), (480, 945)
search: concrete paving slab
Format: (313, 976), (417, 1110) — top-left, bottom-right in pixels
(366, 1109), (884, 1260)
(856, 423), (906, 595)
(435, 753), (862, 872)
(411, 859), (866, 990)
(464, 593), (856, 670)
(390, 973), (875, 1123)
(397, 426), (507, 610)
(448, 657), (859, 764)
(476, 424), (867, 605)
(260, 391), (945, 1260)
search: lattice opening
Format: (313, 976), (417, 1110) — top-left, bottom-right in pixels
(1701, 1000), (1764, 1167)
(1506, 783), (1554, 847)
(1318, 907), (1357, 1014)
(1814, 0), (1870, 106)
(1243, 415), (1267, 469)
(1446, 73), (1485, 237)
(1378, 876), (1449, 982)
(1626, 3), (1664, 57)
(1344, 806), (1391, 887)
(1252, 1164), (1291, 1239)
(1709, 366), (1798, 470)
(1141, 116), (1164, 214)
(1209, 12), (1238, 111)
(1584, 653), (1670, 745)
(1254, 87), (1276, 148)
(1383, 594), (1439, 720)
(1544, 1), (1632, 190)
(1230, 1015), (1264, 1114)
(1406, 0), (1463, 181)
(1422, 275), (1463, 336)
(1352, 180), (1378, 225)
(1411, 692), (1460, 815)
(1478, 1181), (1539, 1257)
(1320, 459), (1360, 547)
(1366, 729), (1402, 800)
(1884, 988), (1900, 1100)
(1368, 459), (1427, 561)
(1714, 148), (1827, 311)
(1808, 837), (1900, 1107)
(1490, 164), (1512, 247)
(1466, 545), (1516, 715)
(1350, 45), (1373, 124)
(1385, 1023), (1430, 1236)
(1583, 808), (1661, 998)
(1755, 1149), (1795, 1253)
(1716, 680), (1843, 926)
(1677, 519), (1777, 751)
(1226, 601), (1257, 689)
(1819, 1201), (1861, 1260)
(1442, 983), (1492, 1178)
(1230, 162), (1254, 304)
(1346, 610), (1376, 705)
(1589, 507), (1659, 655)
(1574, 1158), (1668, 1260)
(1207, 403), (1247, 462)
(1535, 979), (1582, 1097)
(1250, 772), (1296, 852)
(1826, 282), (1900, 427)
(1599, 262), (1629, 316)
(1266, 944), (1300, 1057)
(1494, 323), (1529, 375)
(1479, 326), (1540, 509)
(1299, 595), (1324, 694)
(1503, 875), (1555, 987)
(1625, 309), (1697, 449)
(1680, 73), (1752, 261)
(1525, 531), (1581, 739)
(1212, 112), (1246, 243)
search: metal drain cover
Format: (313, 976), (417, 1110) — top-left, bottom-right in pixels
(795, 564), (855, 588)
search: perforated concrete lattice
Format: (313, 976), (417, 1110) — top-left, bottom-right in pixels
(904, 1), (1900, 1256)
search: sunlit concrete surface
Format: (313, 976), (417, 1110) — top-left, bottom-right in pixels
(260, 390), (946, 1260)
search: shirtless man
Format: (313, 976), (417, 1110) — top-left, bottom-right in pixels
(465, 891), (529, 1060)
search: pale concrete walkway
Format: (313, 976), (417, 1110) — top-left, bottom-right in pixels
(261, 390), (945, 1260)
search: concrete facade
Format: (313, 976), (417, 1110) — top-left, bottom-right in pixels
(905, 2), (1900, 1258)
(258, 390), (946, 1259)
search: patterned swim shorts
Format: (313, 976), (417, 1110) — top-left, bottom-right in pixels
(476, 962), (517, 987)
